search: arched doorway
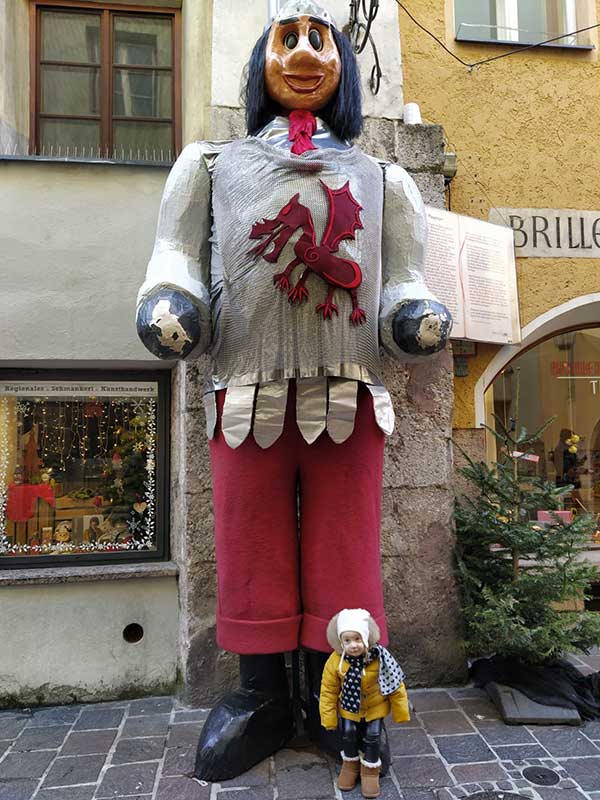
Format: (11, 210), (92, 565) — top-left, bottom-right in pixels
(480, 321), (600, 518)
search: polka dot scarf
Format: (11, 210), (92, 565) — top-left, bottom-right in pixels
(340, 645), (405, 714)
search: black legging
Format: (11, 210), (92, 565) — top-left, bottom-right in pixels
(341, 717), (382, 763)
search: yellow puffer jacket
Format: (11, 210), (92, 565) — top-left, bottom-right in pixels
(319, 651), (410, 730)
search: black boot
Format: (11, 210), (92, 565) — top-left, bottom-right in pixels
(305, 650), (342, 757)
(194, 654), (294, 781)
(303, 651), (391, 777)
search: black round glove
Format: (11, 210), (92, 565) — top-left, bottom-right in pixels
(136, 289), (203, 360)
(391, 299), (452, 356)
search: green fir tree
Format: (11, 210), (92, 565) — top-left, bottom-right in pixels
(455, 372), (600, 665)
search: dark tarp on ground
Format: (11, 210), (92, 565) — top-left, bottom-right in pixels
(470, 656), (600, 720)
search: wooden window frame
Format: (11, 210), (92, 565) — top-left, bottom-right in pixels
(30, 0), (182, 161)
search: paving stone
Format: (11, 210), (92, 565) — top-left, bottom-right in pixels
(497, 781), (515, 790)
(0, 749), (55, 779)
(461, 784), (481, 793)
(411, 691), (458, 712)
(437, 789), (457, 800)
(434, 734), (495, 764)
(0, 717), (28, 739)
(476, 721), (537, 746)
(60, 729), (117, 755)
(274, 747), (326, 769)
(167, 723), (202, 748)
(451, 763), (508, 782)
(391, 755), (452, 787)
(36, 787), (96, 800)
(493, 744), (550, 762)
(156, 777), (211, 799)
(420, 711), (475, 736)
(335, 775), (400, 799)
(0, 741), (10, 758)
(532, 727), (600, 757)
(121, 714), (171, 738)
(557, 758), (600, 792)
(163, 745), (196, 777)
(458, 698), (502, 721)
(398, 790), (437, 800)
(129, 696), (174, 716)
(12, 724), (70, 751)
(28, 707), (81, 727)
(479, 782), (496, 790)
(219, 790), (275, 800)
(514, 778), (530, 787)
(221, 758), (271, 787)
(534, 790), (587, 800)
(277, 764), (334, 799)
(96, 762), (159, 797)
(0, 780), (38, 800)
(73, 707), (125, 731)
(388, 727), (434, 756)
(173, 709), (208, 724)
(42, 754), (105, 787)
(112, 736), (166, 764)
(583, 721), (600, 740)
(560, 780), (577, 788)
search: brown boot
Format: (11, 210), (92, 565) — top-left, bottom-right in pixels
(338, 753), (360, 791)
(360, 759), (381, 798)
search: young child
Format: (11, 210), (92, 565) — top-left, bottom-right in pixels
(319, 608), (410, 798)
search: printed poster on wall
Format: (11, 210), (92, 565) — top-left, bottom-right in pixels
(424, 206), (522, 345)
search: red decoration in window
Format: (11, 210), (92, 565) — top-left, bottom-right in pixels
(249, 180), (367, 325)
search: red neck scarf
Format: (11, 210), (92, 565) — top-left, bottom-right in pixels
(289, 110), (318, 155)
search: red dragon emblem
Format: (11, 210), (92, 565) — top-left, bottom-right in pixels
(248, 180), (366, 325)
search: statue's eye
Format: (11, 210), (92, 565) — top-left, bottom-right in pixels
(309, 29), (323, 51)
(284, 32), (298, 49)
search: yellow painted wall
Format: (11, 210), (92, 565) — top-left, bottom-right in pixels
(398, 0), (600, 427)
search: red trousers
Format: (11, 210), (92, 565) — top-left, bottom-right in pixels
(210, 383), (388, 654)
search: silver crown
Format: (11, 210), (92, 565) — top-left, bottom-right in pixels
(273, 1), (337, 29)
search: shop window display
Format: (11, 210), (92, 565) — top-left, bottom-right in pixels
(485, 327), (600, 543)
(0, 377), (165, 562)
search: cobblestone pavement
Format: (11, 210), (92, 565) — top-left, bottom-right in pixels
(1, 651), (599, 800)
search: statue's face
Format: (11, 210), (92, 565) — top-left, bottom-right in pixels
(265, 15), (341, 112)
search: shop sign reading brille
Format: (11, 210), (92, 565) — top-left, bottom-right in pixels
(489, 208), (600, 258)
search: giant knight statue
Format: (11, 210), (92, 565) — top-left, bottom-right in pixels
(136, 1), (452, 781)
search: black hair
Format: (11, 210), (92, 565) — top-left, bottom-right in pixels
(244, 26), (363, 141)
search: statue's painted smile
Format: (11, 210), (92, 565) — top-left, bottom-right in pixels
(283, 72), (325, 93)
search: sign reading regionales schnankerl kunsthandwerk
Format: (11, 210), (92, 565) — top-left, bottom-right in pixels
(489, 208), (600, 258)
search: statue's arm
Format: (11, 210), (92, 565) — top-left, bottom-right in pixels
(379, 163), (452, 360)
(136, 141), (215, 360)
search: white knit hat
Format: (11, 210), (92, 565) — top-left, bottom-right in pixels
(336, 608), (371, 650)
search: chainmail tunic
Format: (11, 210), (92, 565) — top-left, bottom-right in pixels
(209, 137), (384, 389)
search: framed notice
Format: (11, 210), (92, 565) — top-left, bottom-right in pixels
(424, 207), (522, 345)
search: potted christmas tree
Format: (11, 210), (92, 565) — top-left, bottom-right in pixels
(455, 372), (600, 722)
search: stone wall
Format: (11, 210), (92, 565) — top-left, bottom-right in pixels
(172, 115), (465, 705)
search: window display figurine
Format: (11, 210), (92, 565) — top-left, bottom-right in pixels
(136, 0), (451, 782)
(320, 609), (410, 798)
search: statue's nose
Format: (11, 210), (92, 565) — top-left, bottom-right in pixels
(286, 40), (324, 70)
